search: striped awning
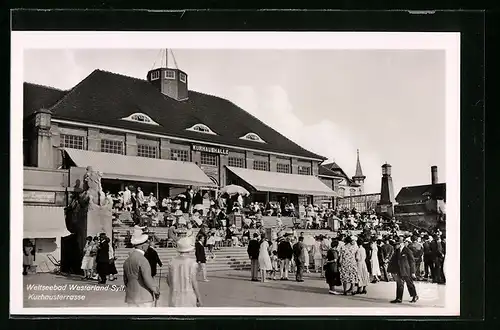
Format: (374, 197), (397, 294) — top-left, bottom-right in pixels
(226, 166), (338, 197)
(24, 205), (71, 239)
(63, 148), (216, 187)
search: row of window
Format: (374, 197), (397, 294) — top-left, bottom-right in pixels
(59, 133), (312, 173)
(150, 70), (187, 83)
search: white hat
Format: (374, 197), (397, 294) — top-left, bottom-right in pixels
(174, 210), (184, 216)
(176, 237), (195, 253)
(130, 228), (148, 246)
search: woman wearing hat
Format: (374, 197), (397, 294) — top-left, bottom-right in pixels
(324, 240), (341, 294)
(355, 239), (370, 294)
(166, 237), (203, 307)
(258, 234), (273, 282)
(370, 236), (382, 283)
(339, 236), (359, 295)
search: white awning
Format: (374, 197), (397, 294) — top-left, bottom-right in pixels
(24, 205), (71, 239)
(226, 166), (338, 197)
(63, 148), (216, 187)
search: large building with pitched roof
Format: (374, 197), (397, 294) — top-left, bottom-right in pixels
(23, 61), (337, 210)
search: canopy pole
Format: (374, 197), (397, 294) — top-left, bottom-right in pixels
(156, 182), (159, 200)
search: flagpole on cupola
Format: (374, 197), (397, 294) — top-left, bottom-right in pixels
(165, 48), (168, 68)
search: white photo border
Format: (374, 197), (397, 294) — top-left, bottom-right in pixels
(10, 31), (460, 316)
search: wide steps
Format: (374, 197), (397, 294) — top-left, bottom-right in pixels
(114, 247), (251, 274)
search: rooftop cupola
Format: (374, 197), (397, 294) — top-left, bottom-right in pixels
(147, 49), (188, 101)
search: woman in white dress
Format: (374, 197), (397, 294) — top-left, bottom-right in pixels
(185, 222), (195, 246)
(370, 238), (381, 282)
(355, 239), (370, 294)
(166, 237), (203, 307)
(80, 236), (94, 279)
(258, 235), (272, 282)
(304, 244), (310, 273)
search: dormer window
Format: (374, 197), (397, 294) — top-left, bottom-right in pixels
(186, 123), (217, 135)
(239, 132), (266, 143)
(121, 113), (160, 126)
(165, 70), (176, 80)
(180, 73), (187, 83)
(150, 71), (160, 81)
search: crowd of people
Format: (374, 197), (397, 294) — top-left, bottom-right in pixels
(80, 232), (118, 284)
(245, 228), (446, 302)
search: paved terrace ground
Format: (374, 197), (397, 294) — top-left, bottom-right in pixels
(23, 270), (445, 308)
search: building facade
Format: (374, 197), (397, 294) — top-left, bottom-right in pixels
(394, 166), (446, 231)
(23, 61), (336, 211)
(316, 150), (366, 208)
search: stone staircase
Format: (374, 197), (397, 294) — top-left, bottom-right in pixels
(114, 246), (251, 275)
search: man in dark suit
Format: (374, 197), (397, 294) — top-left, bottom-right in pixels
(278, 235), (294, 280)
(123, 231), (159, 307)
(195, 235), (209, 282)
(388, 236), (419, 303)
(96, 233), (110, 284)
(293, 236), (306, 282)
(430, 234), (446, 284)
(144, 241), (163, 278)
(380, 237), (395, 282)
(422, 235), (434, 281)
(247, 233), (260, 281)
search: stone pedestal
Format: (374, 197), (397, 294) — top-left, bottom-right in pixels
(86, 204), (113, 238)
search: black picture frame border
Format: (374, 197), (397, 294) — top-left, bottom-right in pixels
(6, 8), (485, 327)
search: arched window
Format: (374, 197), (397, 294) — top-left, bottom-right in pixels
(338, 187), (345, 197)
(186, 123), (217, 135)
(121, 113), (160, 126)
(239, 132), (266, 143)
(350, 188), (356, 196)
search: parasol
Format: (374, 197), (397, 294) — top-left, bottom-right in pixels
(219, 184), (250, 197)
(302, 235), (316, 246)
(177, 194), (187, 199)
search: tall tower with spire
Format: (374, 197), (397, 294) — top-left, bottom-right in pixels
(352, 149), (366, 194)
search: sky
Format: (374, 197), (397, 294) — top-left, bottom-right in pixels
(23, 48), (446, 194)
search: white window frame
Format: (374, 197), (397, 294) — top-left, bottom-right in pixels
(121, 112), (160, 126)
(60, 134), (85, 150)
(171, 149), (190, 162)
(239, 132), (266, 143)
(150, 71), (160, 81)
(101, 139), (124, 155)
(165, 70), (176, 80)
(253, 160), (269, 171)
(200, 152), (218, 166)
(276, 163), (290, 174)
(186, 123), (217, 135)
(228, 157), (245, 168)
(179, 72), (187, 83)
(298, 166), (311, 175)
(137, 144), (158, 159)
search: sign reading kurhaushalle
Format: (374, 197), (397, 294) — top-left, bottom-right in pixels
(192, 144), (229, 155)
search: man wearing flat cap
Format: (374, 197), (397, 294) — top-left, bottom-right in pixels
(123, 229), (160, 307)
(388, 236), (419, 303)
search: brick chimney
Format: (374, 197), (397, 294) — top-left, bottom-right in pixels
(431, 166), (438, 185)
